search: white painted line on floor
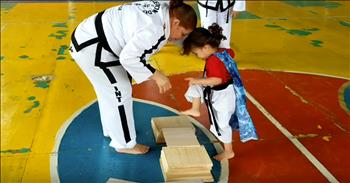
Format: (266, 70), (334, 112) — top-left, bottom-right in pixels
(246, 91), (339, 183)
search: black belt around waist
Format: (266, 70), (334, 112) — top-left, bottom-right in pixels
(197, 0), (236, 23)
(71, 10), (118, 58)
(211, 79), (233, 91)
(203, 79), (233, 136)
(204, 86), (221, 136)
(94, 11), (118, 57)
(71, 29), (98, 52)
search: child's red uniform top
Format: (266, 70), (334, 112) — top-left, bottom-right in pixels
(205, 48), (235, 85)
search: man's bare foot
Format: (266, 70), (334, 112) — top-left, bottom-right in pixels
(116, 144), (150, 155)
(180, 109), (200, 117)
(214, 151), (235, 161)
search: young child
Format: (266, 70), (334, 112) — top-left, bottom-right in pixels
(181, 23), (258, 161)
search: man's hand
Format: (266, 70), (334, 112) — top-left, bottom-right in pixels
(150, 70), (172, 94)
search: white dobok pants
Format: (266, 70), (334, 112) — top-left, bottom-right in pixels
(70, 43), (136, 150)
(185, 84), (236, 143)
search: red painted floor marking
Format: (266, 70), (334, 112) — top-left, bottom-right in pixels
(133, 70), (349, 182)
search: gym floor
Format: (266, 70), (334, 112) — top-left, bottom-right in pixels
(1, 1), (349, 182)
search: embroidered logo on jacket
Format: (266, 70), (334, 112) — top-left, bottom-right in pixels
(134, 0), (160, 15)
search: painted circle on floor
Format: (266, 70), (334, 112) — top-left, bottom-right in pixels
(339, 81), (350, 113)
(54, 100), (222, 182)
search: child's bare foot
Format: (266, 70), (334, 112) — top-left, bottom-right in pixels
(214, 151), (235, 161)
(181, 109), (200, 117)
(116, 144), (150, 155)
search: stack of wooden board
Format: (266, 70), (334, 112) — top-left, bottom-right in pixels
(151, 116), (213, 182)
(160, 146), (213, 182)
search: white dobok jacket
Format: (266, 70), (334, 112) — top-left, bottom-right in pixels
(72, 0), (170, 84)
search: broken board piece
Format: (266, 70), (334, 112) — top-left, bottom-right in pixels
(151, 116), (194, 143)
(162, 128), (199, 147)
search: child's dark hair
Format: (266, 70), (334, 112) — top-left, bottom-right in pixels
(183, 23), (226, 55)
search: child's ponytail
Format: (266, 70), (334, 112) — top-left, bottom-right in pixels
(208, 23), (226, 46)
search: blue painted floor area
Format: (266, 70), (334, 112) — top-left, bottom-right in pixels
(58, 101), (221, 183)
(344, 85), (350, 111)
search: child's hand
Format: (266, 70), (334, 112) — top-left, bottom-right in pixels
(185, 77), (222, 87)
(184, 77), (197, 85)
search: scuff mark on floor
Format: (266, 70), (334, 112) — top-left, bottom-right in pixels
(32, 75), (54, 89)
(293, 133), (318, 139)
(0, 148), (31, 154)
(322, 135), (332, 142)
(285, 85), (308, 104)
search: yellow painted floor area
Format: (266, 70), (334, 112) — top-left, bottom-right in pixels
(1, 1), (349, 182)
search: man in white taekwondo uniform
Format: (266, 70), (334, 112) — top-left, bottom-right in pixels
(69, 0), (197, 154)
(197, 0), (246, 48)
